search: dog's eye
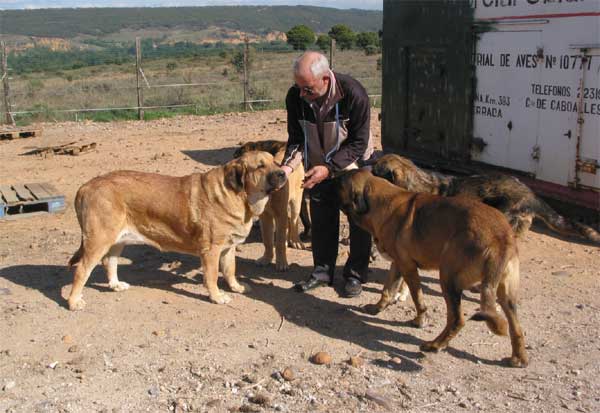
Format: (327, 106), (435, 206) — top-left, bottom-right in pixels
(258, 163), (265, 169)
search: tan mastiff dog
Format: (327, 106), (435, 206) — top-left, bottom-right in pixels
(234, 140), (306, 271)
(337, 170), (528, 367)
(67, 151), (286, 310)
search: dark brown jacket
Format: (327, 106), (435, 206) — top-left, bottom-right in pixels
(282, 71), (373, 175)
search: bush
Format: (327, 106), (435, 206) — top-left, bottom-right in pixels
(316, 34), (331, 51)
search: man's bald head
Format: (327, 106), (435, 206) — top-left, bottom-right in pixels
(293, 51), (330, 79)
(293, 52), (331, 101)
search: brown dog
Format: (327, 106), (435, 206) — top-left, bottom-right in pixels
(338, 170), (528, 367)
(67, 151), (286, 310)
(373, 153), (600, 243)
(234, 140), (307, 270)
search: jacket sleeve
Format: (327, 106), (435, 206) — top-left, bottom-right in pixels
(327, 85), (370, 172)
(282, 87), (305, 171)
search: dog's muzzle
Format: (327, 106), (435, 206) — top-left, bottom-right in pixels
(266, 169), (287, 194)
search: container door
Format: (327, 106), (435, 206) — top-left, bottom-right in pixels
(471, 30), (542, 176)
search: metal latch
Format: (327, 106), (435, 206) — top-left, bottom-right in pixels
(531, 145), (541, 161)
(470, 137), (487, 153)
(577, 159), (598, 174)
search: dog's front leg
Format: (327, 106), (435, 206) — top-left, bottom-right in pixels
(202, 247), (231, 304)
(220, 247), (250, 294)
(364, 262), (403, 315)
(257, 211), (275, 266)
(273, 204), (289, 271)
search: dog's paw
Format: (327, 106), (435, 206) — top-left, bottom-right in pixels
(275, 260), (289, 272)
(256, 255), (273, 267)
(230, 282), (251, 294)
(109, 281), (130, 292)
(393, 288), (410, 303)
(68, 297), (86, 311)
(210, 292), (232, 304)
(505, 355), (529, 368)
(410, 313), (427, 328)
(288, 240), (306, 250)
(419, 341), (441, 353)
(363, 303), (383, 315)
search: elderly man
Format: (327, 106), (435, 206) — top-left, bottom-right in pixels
(280, 51), (374, 297)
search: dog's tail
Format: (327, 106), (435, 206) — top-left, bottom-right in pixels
(531, 197), (600, 245)
(470, 256), (510, 336)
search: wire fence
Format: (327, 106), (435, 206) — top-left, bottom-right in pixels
(1, 39), (382, 125)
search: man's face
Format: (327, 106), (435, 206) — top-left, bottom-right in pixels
(295, 72), (330, 102)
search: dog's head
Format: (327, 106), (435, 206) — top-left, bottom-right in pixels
(337, 169), (372, 224)
(372, 154), (427, 192)
(224, 151), (286, 214)
(233, 140), (287, 159)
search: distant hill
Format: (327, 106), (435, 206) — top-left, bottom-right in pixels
(0, 6), (382, 38)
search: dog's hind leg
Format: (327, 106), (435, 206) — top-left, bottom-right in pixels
(471, 258), (508, 336)
(67, 237), (113, 311)
(103, 244), (129, 292)
(421, 271), (464, 352)
(497, 258), (528, 367)
(220, 247), (249, 294)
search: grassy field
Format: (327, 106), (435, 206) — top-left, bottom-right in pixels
(4, 49), (381, 125)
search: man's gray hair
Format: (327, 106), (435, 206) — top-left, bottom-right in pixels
(293, 53), (330, 77)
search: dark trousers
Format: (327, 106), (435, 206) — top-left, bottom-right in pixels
(309, 177), (372, 282)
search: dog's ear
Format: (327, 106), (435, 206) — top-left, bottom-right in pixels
(352, 182), (370, 215)
(225, 160), (245, 193)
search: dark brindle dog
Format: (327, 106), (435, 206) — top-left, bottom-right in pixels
(373, 154), (600, 244)
(338, 170), (528, 367)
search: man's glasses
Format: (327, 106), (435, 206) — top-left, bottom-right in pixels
(296, 84), (317, 96)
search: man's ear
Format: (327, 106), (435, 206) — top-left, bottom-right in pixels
(225, 161), (245, 193)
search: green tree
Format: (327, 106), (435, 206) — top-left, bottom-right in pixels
(316, 34), (331, 51)
(286, 25), (316, 50)
(356, 31), (380, 53)
(328, 24), (356, 50)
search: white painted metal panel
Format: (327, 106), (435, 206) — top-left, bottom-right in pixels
(472, 1), (600, 191)
(472, 30), (542, 175)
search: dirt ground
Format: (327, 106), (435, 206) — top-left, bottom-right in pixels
(1, 109), (599, 413)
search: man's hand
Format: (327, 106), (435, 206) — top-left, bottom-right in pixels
(302, 165), (330, 189)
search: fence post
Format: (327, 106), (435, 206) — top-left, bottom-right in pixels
(329, 38), (335, 69)
(1, 42), (15, 126)
(243, 37), (250, 111)
(135, 37), (144, 120)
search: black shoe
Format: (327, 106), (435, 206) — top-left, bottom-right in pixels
(294, 276), (328, 292)
(344, 277), (363, 297)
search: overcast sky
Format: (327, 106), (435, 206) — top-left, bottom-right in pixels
(0, 0), (382, 10)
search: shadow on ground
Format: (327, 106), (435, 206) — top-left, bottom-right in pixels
(0, 237), (500, 370)
(182, 147), (238, 166)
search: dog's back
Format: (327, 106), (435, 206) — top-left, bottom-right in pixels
(374, 153), (600, 244)
(234, 140), (287, 158)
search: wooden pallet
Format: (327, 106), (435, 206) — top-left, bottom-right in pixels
(0, 128), (42, 140)
(23, 141), (97, 157)
(0, 183), (65, 219)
